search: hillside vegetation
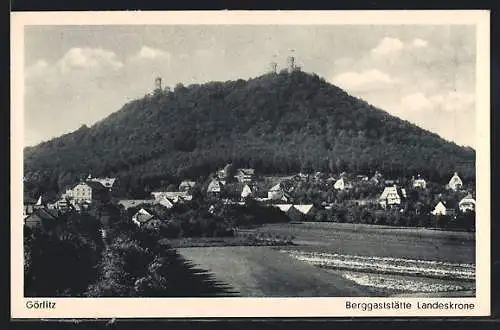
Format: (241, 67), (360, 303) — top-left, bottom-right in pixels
(24, 70), (475, 198)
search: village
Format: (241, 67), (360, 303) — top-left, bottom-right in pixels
(23, 164), (476, 233)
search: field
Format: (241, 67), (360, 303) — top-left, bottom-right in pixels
(177, 222), (476, 297)
(256, 222), (475, 264)
(178, 246), (376, 297)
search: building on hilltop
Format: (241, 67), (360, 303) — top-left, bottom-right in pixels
(447, 172), (463, 191)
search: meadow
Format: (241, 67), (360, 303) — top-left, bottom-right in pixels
(177, 222), (476, 297)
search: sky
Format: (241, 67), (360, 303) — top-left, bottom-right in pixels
(24, 25), (476, 148)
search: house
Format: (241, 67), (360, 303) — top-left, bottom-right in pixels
(370, 171), (383, 184)
(178, 180), (196, 193)
(24, 208), (59, 230)
(356, 175), (369, 182)
(207, 179), (223, 197)
(241, 184), (253, 200)
(151, 191), (192, 202)
(379, 185), (406, 208)
(447, 172), (463, 191)
(86, 174), (117, 191)
(459, 195), (476, 213)
(268, 183), (285, 200)
(431, 201), (456, 217)
(118, 199), (158, 210)
(70, 181), (110, 204)
(131, 208), (163, 229)
(334, 177), (352, 191)
(412, 176), (427, 189)
(294, 204), (316, 219)
(158, 196), (175, 209)
(55, 198), (73, 213)
(274, 204), (293, 213)
(234, 168), (255, 183)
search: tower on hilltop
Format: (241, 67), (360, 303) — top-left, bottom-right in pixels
(154, 76), (162, 92)
(286, 56), (295, 72)
(268, 62), (278, 74)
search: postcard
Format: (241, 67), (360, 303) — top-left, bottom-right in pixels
(11, 10), (490, 318)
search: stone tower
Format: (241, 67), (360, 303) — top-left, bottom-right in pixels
(155, 76), (162, 92)
(286, 56), (295, 72)
(268, 62), (277, 74)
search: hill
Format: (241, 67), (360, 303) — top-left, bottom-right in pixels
(23, 70), (475, 199)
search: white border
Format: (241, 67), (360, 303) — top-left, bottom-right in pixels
(11, 10), (491, 318)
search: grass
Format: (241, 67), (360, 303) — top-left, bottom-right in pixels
(170, 222), (475, 297)
(178, 246), (377, 297)
(257, 222), (475, 264)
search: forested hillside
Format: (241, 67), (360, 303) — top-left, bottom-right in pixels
(24, 70), (475, 198)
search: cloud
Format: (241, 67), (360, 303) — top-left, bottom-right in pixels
(25, 59), (49, 79)
(332, 69), (396, 92)
(429, 91), (475, 112)
(135, 46), (171, 60)
(400, 92), (434, 112)
(400, 91), (475, 113)
(411, 38), (429, 48)
(57, 47), (123, 74)
(371, 37), (404, 56)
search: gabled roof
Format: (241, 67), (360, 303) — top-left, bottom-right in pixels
(380, 186), (403, 200)
(269, 183), (282, 192)
(459, 195), (476, 205)
(179, 180), (196, 187)
(26, 208), (59, 222)
(236, 168), (255, 175)
(294, 204), (314, 215)
(207, 179), (222, 192)
(88, 177), (117, 187)
(274, 204), (293, 212)
(151, 191), (191, 199)
(133, 208), (156, 224)
(118, 199), (158, 209)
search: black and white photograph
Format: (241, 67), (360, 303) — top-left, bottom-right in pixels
(11, 11), (490, 318)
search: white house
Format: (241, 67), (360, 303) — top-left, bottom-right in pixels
(431, 201), (448, 216)
(459, 195), (476, 213)
(241, 184), (253, 200)
(70, 181), (109, 204)
(334, 177), (352, 191)
(431, 201), (456, 216)
(379, 185), (405, 208)
(207, 179), (223, 197)
(412, 176), (427, 189)
(447, 172), (463, 191)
